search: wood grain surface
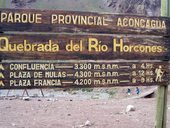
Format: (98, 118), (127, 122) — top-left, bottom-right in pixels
(0, 9), (170, 36)
(0, 34), (169, 60)
(0, 61), (169, 89)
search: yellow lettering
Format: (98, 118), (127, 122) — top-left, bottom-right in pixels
(113, 38), (123, 52)
(21, 13), (28, 23)
(0, 37), (9, 51)
(36, 13), (42, 23)
(0, 73), (4, 78)
(103, 17), (108, 26)
(162, 21), (166, 29)
(66, 40), (83, 52)
(1, 12), (7, 22)
(140, 19), (145, 28)
(14, 13), (21, 23)
(59, 15), (65, 24)
(0, 81), (4, 86)
(145, 20), (150, 28)
(117, 18), (122, 27)
(8, 13), (14, 23)
(17, 44), (24, 51)
(123, 18), (128, 27)
(88, 16), (93, 25)
(0, 12), (42, 23)
(0, 64), (4, 70)
(51, 14), (57, 24)
(129, 18), (134, 27)
(88, 38), (99, 52)
(65, 15), (71, 24)
(96, 17), (102, 25)
(151, 20), (156, 28)
(88, 38), (108, 52)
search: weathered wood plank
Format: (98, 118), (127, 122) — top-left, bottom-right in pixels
(0, 61), (169, 89)
(0, 9), (170, 36)
(0, 34), (169, 60)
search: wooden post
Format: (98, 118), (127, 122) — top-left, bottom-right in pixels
(156, 85), (168, 128)
(155, 0), (169, 128)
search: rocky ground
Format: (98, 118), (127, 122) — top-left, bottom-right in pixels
(0, 90), (169, 128)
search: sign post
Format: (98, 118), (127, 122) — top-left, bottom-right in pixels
(156, 0), (170, 128)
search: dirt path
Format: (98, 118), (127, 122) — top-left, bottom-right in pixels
(0, 95), (170, 128)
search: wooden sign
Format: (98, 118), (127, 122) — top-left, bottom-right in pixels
(0, 9), (170, 36)
(0, 61), (169, 89)
(0, 34), (169, 60)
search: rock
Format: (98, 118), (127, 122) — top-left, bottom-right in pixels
(116, 119), (120, 122)
(37, 99), (41, 101)
(126, 105), (136, 113)
(67, 114), (71, 116)
(4, 97), (8, 100)
(47, 98), (52, 101)
(9, 97), (18, 100)
(77, 120), (93, 128)
(105, 0), (160, 16)
(22, 97), (30, 101)
(9, 97), (14, 100)
(11, 123), (16, 126)
(78, 125), (84, 128)
(84, 120), (92, 126)
(47, 98), (57, 101)
(52, 99), (58, 102)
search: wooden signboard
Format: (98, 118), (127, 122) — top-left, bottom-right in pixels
(0, 9), (170, 36)
(0, 61), (169, 89)
(0, 34), (169, 60)
(0, 7), (169, 128)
